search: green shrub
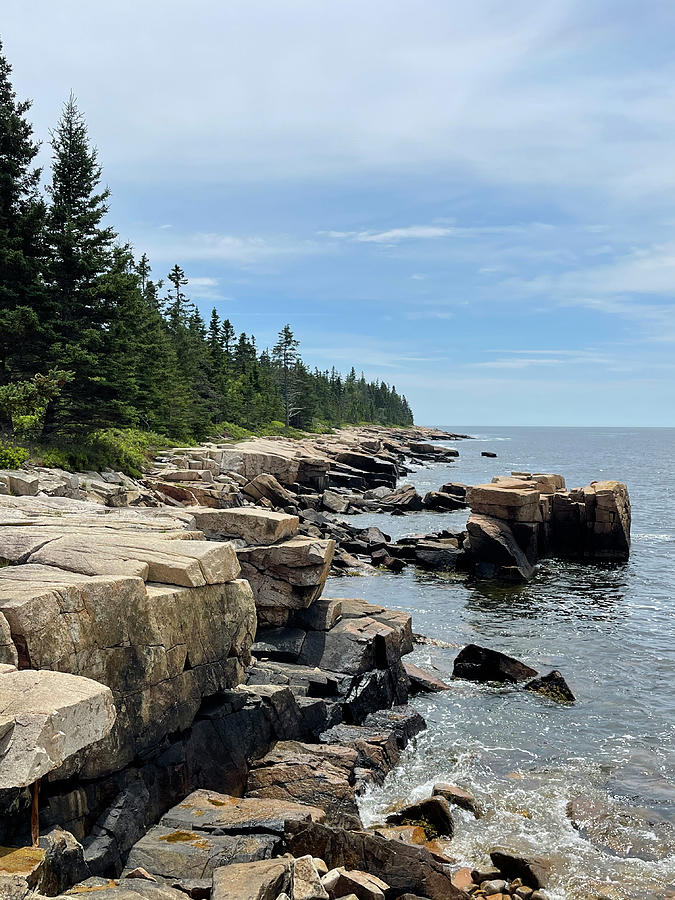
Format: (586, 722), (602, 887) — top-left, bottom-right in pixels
(33, 428), (171, 476)
(0, 440), (29, 470)
(213, 422), (254, 442)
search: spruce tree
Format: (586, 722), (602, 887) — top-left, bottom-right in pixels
(272, 324), (302, 429)
(0, 38), (47, 383)
(43, 94), (117, 430)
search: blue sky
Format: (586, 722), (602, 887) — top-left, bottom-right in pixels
(3, 0), (675, 425)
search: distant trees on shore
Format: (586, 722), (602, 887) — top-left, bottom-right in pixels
(0, 38), (413, 449)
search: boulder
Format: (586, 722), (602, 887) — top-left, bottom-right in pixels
(293, 855), (329, 900)
(39, 826), (90, 894)
(422, 492), (466, 511)
(525, 670), (575, 703)
(381, 485), (423, 511)
(385, 796), (454, 839)
(0, 845), (51, 896)
(160, 789), (326, 835)
(465, 514), (534, 582)
(246, 741), (362, 829)
(242, 474), (294, 508)
(403, 662), (451, 694)
(284, 820), (466, 900)
(466, 484), (540, 523)
(211, 858), (292, 900)
(432, 783), (479, 817)
(189, 507), (298, 544)
(321, 867), (389, 900)
(322, 491), (350, 514)
(290, 597), (343, 632)
(0, 669), (116, 789)
(238, 537), (335, 624)
(124, 825), (277, 887)
(481, 451), (497, 458)
(453, 644), (537, 684)
(489, 849), (550, 889)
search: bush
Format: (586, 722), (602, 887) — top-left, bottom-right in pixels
(0, 440), (29, 470)
(34, 428), (171, 476)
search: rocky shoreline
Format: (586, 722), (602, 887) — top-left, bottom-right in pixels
(0, 426), (632, 900)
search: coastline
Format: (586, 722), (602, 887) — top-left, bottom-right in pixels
(1, 425), (669, 900)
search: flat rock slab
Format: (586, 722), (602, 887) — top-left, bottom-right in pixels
(160, 789), (326, 835)
(49, 877), (190, 899)
(26, 533), (240, 587)
(189, 507), (298, 545)
(0, 669), (115, 789)
(125, 825), (278, 882)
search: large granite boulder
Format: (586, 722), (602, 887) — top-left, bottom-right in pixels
(189, 508), (298, 545)
(0, 566), (256, 776)
(0, 669), (116, 790)
(238, 537), (335, 626)
(211, 858), (292, 900)
(466, 483), (541, 522)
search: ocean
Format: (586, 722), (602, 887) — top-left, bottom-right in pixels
(324, 426), (675, 900)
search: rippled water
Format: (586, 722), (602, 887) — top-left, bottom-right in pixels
(324, 427), (675, 900)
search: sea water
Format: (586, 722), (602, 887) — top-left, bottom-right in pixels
(324, 426), (675, 900)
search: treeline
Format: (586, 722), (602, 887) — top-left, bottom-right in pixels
(0, 38), (413, 457)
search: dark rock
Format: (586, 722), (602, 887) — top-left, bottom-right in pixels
(453, 644), (538, 684)
(39, 825), (90, 893)
(481, 451), (497, 457)
(489, 849), (550, 889)
(284, 820), (466, 900)
(289, 598), (343, 632)
(465, 514), (534, 582)
(385, 796), (454, 839)
(440, 482), (468, 499)
(381, 484), (424, 511)
(525, 670), (575, 703)
(357, 526), (391, 549)
(413, 541), (463, 570)
(403, 662), (451, 694)
(422, 492), (466, 511)
(251, 628), (307, 663)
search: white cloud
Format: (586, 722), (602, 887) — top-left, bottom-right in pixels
(6, 0), (675, 204)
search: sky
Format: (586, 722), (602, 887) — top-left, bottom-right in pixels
(3, 0), (675, 426)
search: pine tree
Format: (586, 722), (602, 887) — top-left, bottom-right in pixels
(0, 39), (47, 383)
(272, 324), (302, 429)
(42, 94), (118, 431)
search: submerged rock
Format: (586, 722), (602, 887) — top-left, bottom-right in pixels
(432, 783), (480, 817)
(453, 644), (538, 684)
(489, 848), (550, 889)
(385, 796), (454, 839)
(525, 670), (575, 703)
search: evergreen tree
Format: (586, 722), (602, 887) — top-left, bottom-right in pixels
(272, 324), (301, 429)
(0, 38), (47, 383)
(42, 94), (119, 431)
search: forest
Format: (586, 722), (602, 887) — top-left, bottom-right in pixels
(0, 39), (413, 471)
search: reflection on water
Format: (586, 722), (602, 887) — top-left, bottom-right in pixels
(325, 426), (675, 900)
